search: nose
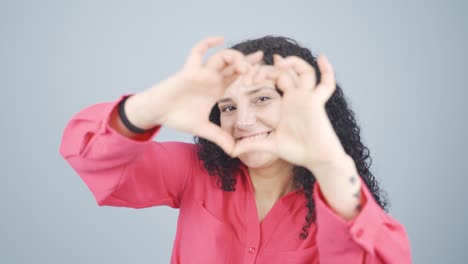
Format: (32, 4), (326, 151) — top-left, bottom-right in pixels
(235, 105), (256, 130)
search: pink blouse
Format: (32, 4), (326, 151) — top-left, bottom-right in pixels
(59, 95), (412, 263)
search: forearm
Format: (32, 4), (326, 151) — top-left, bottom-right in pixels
(311, 165), (413, 263)
(107, 75), (185, 140)
(307, 154), (365, 221)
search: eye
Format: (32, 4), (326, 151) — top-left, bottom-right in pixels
(221, 105), (236, 112)
(255, 96), (271, 103)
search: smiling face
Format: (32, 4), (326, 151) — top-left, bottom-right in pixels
(218, 70), (283, 168)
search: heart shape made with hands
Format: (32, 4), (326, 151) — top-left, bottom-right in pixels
(229, 54), (346, 168)
(174, 37), (345, 168)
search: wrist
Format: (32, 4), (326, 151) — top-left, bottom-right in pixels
(131, 75), (186, 127)
(124, 93), (161, 130)
(306, 154), (356, 181)
(308, 155), (364, 220)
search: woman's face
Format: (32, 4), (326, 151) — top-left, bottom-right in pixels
(218, 68), (282, 168)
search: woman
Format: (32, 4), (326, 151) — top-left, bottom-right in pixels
(59, 36), (412, 263)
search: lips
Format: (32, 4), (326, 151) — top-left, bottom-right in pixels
(235, 132), (271, 141)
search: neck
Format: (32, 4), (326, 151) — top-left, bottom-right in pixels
(248, 160), (295, 201)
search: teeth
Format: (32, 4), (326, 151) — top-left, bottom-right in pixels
(242, 132), (269, 140)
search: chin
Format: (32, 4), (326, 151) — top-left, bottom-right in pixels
(238, 151), (278, 168)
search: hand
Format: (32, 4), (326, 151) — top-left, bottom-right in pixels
(128, 37), (263, 154)
(232, 54), (348, 170)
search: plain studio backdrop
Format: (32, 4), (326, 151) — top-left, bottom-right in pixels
(2, 0), (467, 263)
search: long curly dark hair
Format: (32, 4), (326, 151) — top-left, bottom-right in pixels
(194, 36), (388, 240)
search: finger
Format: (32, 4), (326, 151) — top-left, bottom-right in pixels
(219, 57), (259, 89)
(246, 64), (261, 85)
(314, 54), (337, 101)
(273, 55), (298, 85)
(206, 49), (248, 74)
(194, 122), (236, 156)
(220, 60), (250, 77)
(271, 55), (299, 94)
(278, 71), (298, 94)
(276, 55), (316, 90)
(245, 50), (264, 65)
(232, 132), (277, 157)
(220, 64), (238, 77)
(253, 65), (277, 84)
(185, 36), (225, 69)
(271, 55), (296, 94)
(220, 51), (263, 77)
(285, 68), (301, 88)
(257, 69), (296, 99)
(316, 54), (336, 87)
(220, 63), (257, 90)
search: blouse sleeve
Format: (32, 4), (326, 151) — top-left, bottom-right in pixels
(313, 177), (412, 263)
(59, 95), (198, 209)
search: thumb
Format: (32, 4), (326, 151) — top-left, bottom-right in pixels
(194, 122), (236, 156)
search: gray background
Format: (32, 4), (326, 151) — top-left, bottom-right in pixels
(2, 0), (467, 263)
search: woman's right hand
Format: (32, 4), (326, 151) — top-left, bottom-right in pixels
(124, 36), (263, 154)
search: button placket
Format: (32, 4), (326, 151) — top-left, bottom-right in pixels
(242, 166), (263, 263)
(243, 195), (260, 263)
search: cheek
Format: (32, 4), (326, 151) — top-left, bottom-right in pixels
(258, 101), (281, 126)
(220, 115), (234, 131)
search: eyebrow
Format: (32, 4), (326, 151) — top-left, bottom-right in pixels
(218, 87), (277, 104)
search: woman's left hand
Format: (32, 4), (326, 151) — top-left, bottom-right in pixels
(232, 54), (349, 171)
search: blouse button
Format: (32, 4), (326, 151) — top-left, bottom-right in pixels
(248, 247), (256, 254)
